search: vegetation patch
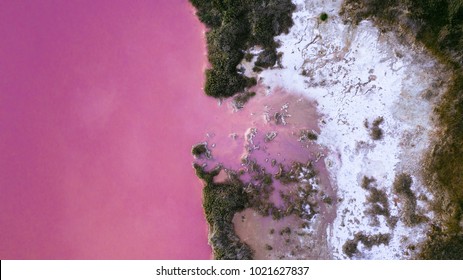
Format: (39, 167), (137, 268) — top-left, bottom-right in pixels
(320, 12), (328, 21)
(244, 52), (254, 62)
(243, 159), (319, 221)
(365, 184), (395, 226)
(342, 232), (391, 258)
(232, 91), (256, 110)
(298, 129), (318, 141)
(252, 66), (263, 73)
(192, 142), (212, 159)
(360, 176), (376, 190)
(280, 227), (292, 235)
(364, 116), (384, 140)
(194, 164), (253, 259)
(392, 173), (427, 226)
(417, 224), (463, 259)
(189, 0), (296, 98)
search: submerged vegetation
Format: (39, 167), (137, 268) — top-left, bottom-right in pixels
(342, 0), (463, 260)
(189, 0), (296, 98)
(232, 91), (256, 110)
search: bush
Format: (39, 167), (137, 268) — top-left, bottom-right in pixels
(370, 127), (383, 140)
(367, 116), (384, 140)
(255, 49), (278, 68)
(361, 176), (376, 190)
(299, 129), (318, 141)
(190, 0), (296, 99)
(392, 173), (423, 226)
(232, 91), (256, 110)
(343, 232), (391, 258)
(192, 143), (211, 159)
(205, 69), (247, 98)
(193, 164), (254, 259)
(342, 240), (358, 258)
(419, 228), (463, 259)
(320, 12), (328, 21)
(244, 52), (254, 62)
(392, 173), (413, 196)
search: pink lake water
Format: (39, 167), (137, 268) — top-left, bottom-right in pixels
(0, 0), (223, 259)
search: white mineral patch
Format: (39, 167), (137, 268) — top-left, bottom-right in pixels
(245, 0), (448, 259)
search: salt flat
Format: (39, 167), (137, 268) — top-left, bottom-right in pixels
(242, 0), (449, 259)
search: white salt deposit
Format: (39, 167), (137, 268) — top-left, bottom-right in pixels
(242, 0), (448, 259)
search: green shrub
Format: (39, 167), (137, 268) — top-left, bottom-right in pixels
(255, 49), (278, 68)
(194, 164), (254, 259)
(190, 0), (296, 99)
(191, 143), (211, 159)
(320, 12), (328, 21)
(244, 52), (254, 62)
(299, 129), (318, 141)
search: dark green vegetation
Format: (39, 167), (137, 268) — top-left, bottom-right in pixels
(342, 232), (391, 258)
(341, 0), (463, 259)
(193, 164), (253, 259)
(418, 224), (463, 259)
(320, 12), (328, 21)
(189, 0), (296, 98)
(299, 129), (318, 141)
(191, 143), (211, 159)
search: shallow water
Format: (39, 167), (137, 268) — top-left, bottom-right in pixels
(0, 0), (219, 259)
(194, 85), (336, 259)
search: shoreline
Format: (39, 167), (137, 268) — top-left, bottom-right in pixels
(191, 0), (463, 259)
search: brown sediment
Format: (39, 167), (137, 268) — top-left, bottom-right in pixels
(233, 209), (329, 259)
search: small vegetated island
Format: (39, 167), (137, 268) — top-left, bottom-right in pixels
(190, 0), (463, 259)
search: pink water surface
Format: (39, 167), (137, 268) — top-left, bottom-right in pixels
(0, 0), (221, 259)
